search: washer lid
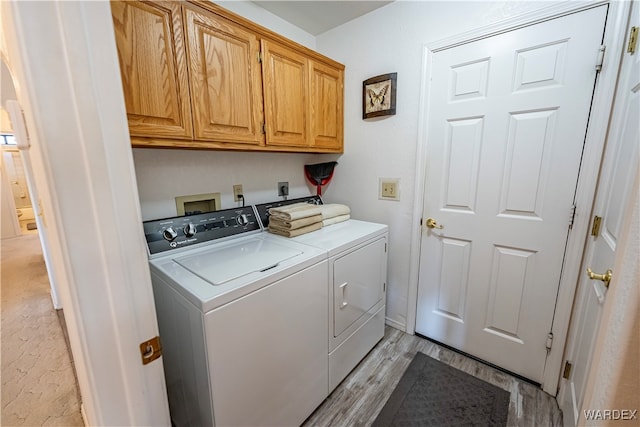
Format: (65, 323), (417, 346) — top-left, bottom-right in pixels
(174, 238), (302, 285)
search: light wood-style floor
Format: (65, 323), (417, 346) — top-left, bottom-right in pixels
(304, 326), (563, 426)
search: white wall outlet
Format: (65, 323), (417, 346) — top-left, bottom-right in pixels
(379, 178), (400, 201)
(233, 184), (243, 202)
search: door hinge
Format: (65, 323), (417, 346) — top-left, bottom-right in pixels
(385, 242), (387, 253)
(568, 204), (577, 229)
(546, 332), (553, 352)
(261, 122), (266, 134)
(591, 215), (602, 237)
(628, 27), (638, 55)
(595, 45), (606, 71)
(140, 336), (162, 365)
(563, 360), (573, 379)
(257, 51), (263, 63)
(383, 282), (386, 292)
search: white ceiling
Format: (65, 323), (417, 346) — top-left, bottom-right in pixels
(252, 1), (393, 35)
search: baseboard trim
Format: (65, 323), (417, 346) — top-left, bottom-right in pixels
(385, 317), (405, 332)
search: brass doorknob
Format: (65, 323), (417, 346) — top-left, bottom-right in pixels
(425, 218), (444, 229)
(586, 267), (613, 288)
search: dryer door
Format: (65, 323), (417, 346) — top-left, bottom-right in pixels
(333, 237), (386, 337)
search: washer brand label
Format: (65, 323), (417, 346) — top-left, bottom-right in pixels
(170, 238), (198, 248)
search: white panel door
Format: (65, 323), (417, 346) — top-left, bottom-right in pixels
(416, 6), (608, 383)
(560, 7), (639, 424)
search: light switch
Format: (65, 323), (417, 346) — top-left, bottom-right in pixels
(379, 178), (400, 201)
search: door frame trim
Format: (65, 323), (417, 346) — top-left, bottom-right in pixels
(2, 1), (171, 424)
(407, 0), (631, 394)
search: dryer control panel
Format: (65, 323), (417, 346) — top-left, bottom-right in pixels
(143, 206), (260, 255)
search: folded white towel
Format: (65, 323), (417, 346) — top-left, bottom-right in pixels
(268, 214), (323, 230)
(268, 222), (322, 237)
(269, 202), (322, 221)
(322, 214), (350, 227)
(319, 204), (350, 220)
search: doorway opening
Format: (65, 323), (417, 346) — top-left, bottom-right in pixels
(0, 57), (83, 426)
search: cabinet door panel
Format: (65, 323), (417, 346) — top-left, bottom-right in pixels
(262, 40), (309, 147)
(184, 5), (264, 145)
(310, 61), (343, 151)
(333, 238), (386, 338)
(111, 1), (193, 139)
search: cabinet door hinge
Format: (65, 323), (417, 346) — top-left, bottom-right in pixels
(595, 45), (606, 71)
(568, 204), (577, 229)
(261, 122), (266, 134)
(562, 360), (573, 379)
(257, 51), (263, 63)
(628, 27), (638, 54)
(546, 332), (553, 352)
(140, 336), (162, 365)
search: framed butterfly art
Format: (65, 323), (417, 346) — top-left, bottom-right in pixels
(362, 72), (397, 119)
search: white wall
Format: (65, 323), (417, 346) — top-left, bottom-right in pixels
(1, 154), (20, 239)
(0, 58), (20, 238)
(314, 1), (558, 328)
(134, 149), (338, 220)
(133, 1), (559, 327)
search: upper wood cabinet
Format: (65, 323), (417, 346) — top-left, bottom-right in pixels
(183, 4), (264, 146)
(261, 40), (344, 152)
(309, 60), (344, 150)
(111, 1), (344, 153)
(262, 40), (308, 148)
(111, 1), (193, 139)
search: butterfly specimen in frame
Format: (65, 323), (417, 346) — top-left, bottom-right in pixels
(367, 84), (389, 109)
(363, 73), (397, 119)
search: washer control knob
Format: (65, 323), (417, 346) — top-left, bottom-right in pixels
(162, 227), (178, 241)
(236, 214), (249, 226)
(183, 223), (197, 238)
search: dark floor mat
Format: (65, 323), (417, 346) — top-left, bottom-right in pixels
(373, 352), (510, 427)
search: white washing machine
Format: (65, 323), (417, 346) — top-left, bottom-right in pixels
(144, 206), (328, 427)
(256, 198), (388, 391)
